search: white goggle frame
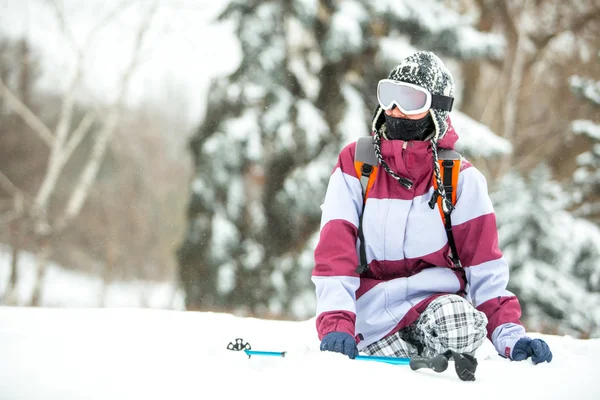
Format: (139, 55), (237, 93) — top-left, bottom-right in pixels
(377, 79), (453, 115)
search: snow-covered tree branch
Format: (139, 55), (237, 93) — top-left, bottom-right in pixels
(569, 56), (600, 223)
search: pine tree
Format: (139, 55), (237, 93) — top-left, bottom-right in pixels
(569, 58), (600, 224)
(492, 165), (600, 337)
(177, 0), (506, 318)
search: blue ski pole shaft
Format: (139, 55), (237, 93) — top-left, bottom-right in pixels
(243, 349), (409, 365)
(244, 350), (286, 358)
(355, 355), (410, 365)
(229, 339), (449, 374)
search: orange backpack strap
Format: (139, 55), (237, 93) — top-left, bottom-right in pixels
(354, 137), (379, 203)
(431, 149), (467, 294)
(354, 137), (379, 275)
(432, 149), (462, 222)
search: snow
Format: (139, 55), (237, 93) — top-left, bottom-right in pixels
(371, 0), (504, 59)
(211, 211), (240, 261)
(2, 246), (598, 400)
(378, 36), (421, 65)
(492, 167), (600, 337)
(1, 306), (599, 400)
(324, 2), (368, 62)
(296, 99), (329, 153)
(570, 75), (600, 105)
(0, 245), (183, 309)
(338, 83), (369, 145)
(217, 262), (236, 295)
(572, 119), (600, 141)
(452, 111), (513, 157)
(292, 0), (319, 25)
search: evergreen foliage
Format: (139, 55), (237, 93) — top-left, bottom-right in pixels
(569, 57), (600, 223)
(177, 0), (506, 318)
(493, 165), (600, 337)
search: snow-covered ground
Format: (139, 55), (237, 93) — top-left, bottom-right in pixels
(2, 247), (600, 400)
(1, 306), (599, 400)
(1, 249), (599, 399)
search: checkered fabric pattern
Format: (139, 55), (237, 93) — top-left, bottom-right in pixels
(362, 295), (488, 358)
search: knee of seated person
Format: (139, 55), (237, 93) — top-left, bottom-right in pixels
(425, 296), (488, 346)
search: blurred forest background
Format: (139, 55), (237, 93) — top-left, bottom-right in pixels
(0, 0), (599, 338)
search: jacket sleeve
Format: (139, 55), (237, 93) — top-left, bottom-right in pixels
(312, 142), (363, 340)
(452, 164), (527, 358)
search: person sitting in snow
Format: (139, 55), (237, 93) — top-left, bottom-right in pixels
(312, 51), (552, 365)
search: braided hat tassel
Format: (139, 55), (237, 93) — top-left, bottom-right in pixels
(429, 112), (453, 214)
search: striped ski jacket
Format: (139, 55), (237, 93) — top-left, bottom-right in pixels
(312, 118), (526, 358)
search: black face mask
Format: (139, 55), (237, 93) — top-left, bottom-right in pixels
(384, 112), (434, 141)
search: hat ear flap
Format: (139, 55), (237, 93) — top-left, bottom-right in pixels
(372, 106), (386, 134)
(430, 109), (448, 139)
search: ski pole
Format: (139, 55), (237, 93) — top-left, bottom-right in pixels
(245, 348), (410, 365)
(229, 338), (422, 367)
(244, 350), (286, 358)
(227, 338), (476, 381)
(355, 355), (410, 365)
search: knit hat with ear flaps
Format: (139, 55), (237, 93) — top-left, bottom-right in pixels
(371, 51), (455, 138)
(371, 51), (456, 213)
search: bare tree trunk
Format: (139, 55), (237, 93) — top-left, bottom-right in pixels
(139, 268), (150, 308)
(4, 221), (23, 305)
(54, 1), (158, 232)
(0, 79), (54, 145)
(499, 17), (529, 174)
(461, 0), (496, 116)
(99, 261), (113, 308)
(168, 280), (181, 310)
(100, 214), (118, 308)
(0, 170), (27, 305)
(30, 237), (51, 307)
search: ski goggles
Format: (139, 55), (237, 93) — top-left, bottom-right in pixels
(377, 79), (454, 115)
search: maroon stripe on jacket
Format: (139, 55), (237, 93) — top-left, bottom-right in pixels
(313, 220), (359, 277)
(478, 296), (523, 340)
(355, 278), (382, 300)
(355, 249), (453, 296)
(460, 159), (473, 171)
(337, 142), (360, 178)
(452, 213), (503, 268)
(316, 310), (357, 340)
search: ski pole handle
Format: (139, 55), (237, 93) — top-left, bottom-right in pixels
(409, 354), (449, 373)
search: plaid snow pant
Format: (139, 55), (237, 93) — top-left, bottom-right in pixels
(362, 294), (488, 358)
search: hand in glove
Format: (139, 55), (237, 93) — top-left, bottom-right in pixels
(320, 332), (359, 359)
(512, 337), (553, 364)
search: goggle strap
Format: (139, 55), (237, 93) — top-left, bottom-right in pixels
(430, 94), (454, 111)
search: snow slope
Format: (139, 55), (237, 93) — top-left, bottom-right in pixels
(1, 306), (599, 400)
